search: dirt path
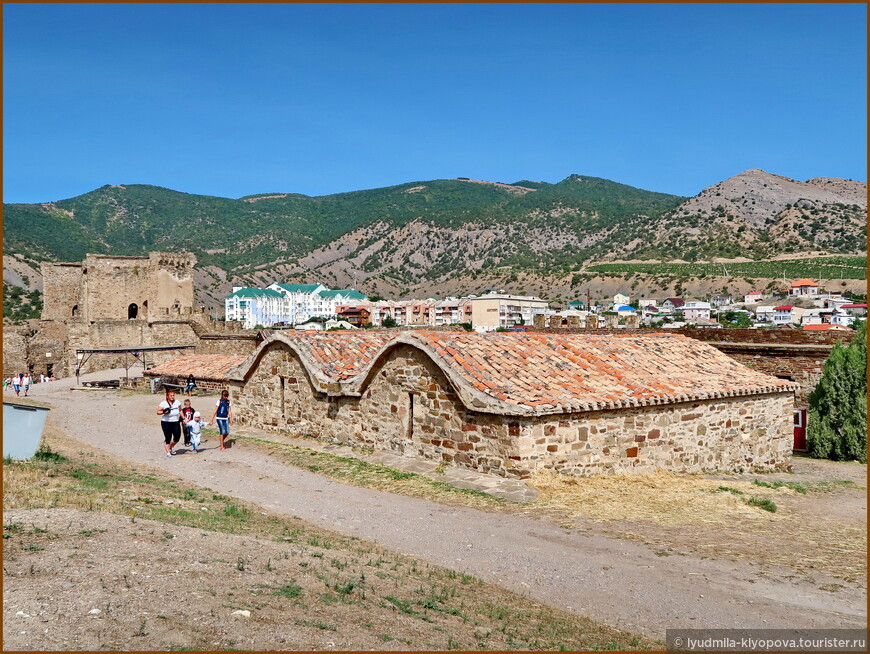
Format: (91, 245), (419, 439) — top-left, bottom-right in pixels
(24, 372), (868, 638)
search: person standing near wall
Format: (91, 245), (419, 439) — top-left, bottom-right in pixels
(211, 390), (233, 451)
(22, 373), (31, 397)
(185, 373), (197, 396)
(156, 389), (182, 457)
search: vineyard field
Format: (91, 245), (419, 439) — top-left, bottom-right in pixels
(585, 256), (867, 280)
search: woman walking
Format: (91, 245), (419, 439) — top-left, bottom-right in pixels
(211, 390), (233, 451)
(156, 389), (182, 457)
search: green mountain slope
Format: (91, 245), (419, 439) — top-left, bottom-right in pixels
(3, 176), (685, 272)
(3, 171), (865, 312)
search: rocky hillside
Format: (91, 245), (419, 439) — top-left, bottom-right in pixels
(636, 169), (866, 261)
(3, 170), (865, 313)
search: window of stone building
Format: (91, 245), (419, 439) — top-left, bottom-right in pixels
(407, 393), (414, 438)
(72, 305), (79, 318)
(128, 303), (138, 319)
(279, 376), (286, 421)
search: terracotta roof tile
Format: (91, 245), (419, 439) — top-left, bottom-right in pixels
(229, 330), (797, 416)
(145, 355), (248, 381)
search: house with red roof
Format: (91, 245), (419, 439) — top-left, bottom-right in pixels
(660, 298), (685, 314)
(802, 324), (852, 332)
(788, 279), (820, 297)
(224, 331), (796, 478)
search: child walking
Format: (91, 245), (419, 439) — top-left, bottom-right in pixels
(211, 390), (233, 451)
(180, 399), (195, 447)
(187, 411), (208, 453)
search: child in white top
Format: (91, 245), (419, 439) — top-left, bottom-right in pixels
(187, 411), (208, 453)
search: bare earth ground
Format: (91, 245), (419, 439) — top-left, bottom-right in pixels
(3, 371), (866, 650)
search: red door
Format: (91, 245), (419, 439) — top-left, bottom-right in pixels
(793, 409), (807, 451)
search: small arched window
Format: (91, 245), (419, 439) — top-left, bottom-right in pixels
(72, 305), (79, 318)
(128, 303), (138, 319)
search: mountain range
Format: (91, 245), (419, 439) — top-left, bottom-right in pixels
(3, 170), (866, 314)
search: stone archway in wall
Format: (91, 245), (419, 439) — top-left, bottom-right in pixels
(128, 303), (138, 319)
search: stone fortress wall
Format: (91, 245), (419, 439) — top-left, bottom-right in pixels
(4, 252), (263, 379)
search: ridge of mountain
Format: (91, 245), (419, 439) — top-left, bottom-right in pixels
(3, 170), (865, 314)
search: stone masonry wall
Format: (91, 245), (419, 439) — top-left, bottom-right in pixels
(2, 328), (30, 376)
(40, 263), (83, 322)
(230, 343), (794, 478)
(83, 256), (153, 322)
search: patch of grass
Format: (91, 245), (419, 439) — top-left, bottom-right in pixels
(271, 582), (303, 599)
(294, 619), (337, 631)
(239, 436), (505, 508)
(752, 479), (859, 494)
(747, 497), (777, 513)
(32, 444), (68, 463)
(223, 504), (250, 520)
(70, 468), (110, 490)
(714, 486), (744, 495)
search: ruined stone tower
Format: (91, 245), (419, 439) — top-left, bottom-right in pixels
(41, 252), (197, 323)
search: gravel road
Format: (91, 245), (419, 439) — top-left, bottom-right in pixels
(27, 371), (867, 638)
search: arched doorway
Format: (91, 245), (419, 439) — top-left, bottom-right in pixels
(128, 303), (138, 319)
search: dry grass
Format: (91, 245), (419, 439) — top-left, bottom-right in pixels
(529, 469), (867, 584)
(529, 469), (788, 525)
(4, 428), (656, 651)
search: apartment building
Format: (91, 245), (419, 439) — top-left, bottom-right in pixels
(467, 292), (549, 332)
(267, 283), (328, 323)
(224, 287), (287, 329)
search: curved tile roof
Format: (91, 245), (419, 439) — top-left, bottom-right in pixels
(145, 354), (249, 381)
(227, 331), (798, 416)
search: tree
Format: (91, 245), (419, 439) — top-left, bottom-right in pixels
(382, 316), (398, 328)
(806, 322), (867, 462)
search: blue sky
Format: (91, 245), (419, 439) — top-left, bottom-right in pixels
(4, 3), (866, 203)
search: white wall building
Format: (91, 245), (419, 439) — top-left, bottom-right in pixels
(267, 283), (328, 323)
(224, 287), (287, 329)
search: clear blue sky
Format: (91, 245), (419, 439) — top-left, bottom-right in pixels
(4, 3), (866, 203)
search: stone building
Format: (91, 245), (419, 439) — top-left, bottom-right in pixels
(225, 331), (797, 478)
(42, 252), (197, 323)
(3, 251), (264, 379)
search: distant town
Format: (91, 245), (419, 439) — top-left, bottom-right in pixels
(224, 279), (867, 332)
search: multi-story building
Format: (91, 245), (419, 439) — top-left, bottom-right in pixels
(773, 305), (806, 325)
(660, 298), (685, 314)
(318, 289), (368, 318)
(680, 301), (712, 322)
(467, 292), (549, 332)
(267, 283), (328, 324)
(224, 287), (287, 329)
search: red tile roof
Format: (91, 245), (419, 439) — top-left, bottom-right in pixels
(802, 324), (851, 331)
(145, 355), (248, 380)
(790, 279), (818, 287)
(841, 304), (866, 309)
(773, 306), (795, 311)
(229, 331), (797, 417)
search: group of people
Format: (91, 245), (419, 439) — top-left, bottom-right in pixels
(157, 388), (232, 457)
(4, 372), (58, 396)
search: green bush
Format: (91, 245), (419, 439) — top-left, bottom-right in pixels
(807, 322), (867, 462)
